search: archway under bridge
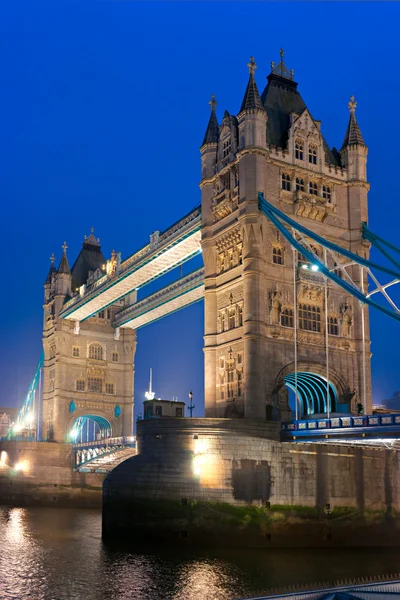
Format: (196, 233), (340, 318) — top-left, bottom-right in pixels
(69, 414), (112, 443)
(284, 372), (337, 417)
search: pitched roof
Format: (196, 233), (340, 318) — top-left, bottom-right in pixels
(70, 232), (106, 292)
(342, 110), (365, 148)
(261, 73), (341, 167)
(239, 71), (264, 113)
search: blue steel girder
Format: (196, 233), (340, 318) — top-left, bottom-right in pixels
(258, 193), (400, 322)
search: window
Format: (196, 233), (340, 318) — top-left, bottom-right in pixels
(223, 138), (231, 158)
(281, 173), (291, 191)
(299, 304), (321, 332)
(273, 247), (283, 265)
(218, 253), (225, 274)
(107, 309), (111, 320)
(237, 244), (243, 264)
(219, 358), (225, 369)
(76, 379), (85, 392)
(105, 383), (115, 395)
(237, 371), (243, 397)
(309, 146), (317, 165)
(238, 304), (243, 327)
(88, 378), (102, 393)
(328, 316), (339, 336)
(227, 369), (235, 383)
(112, 352), (119, 363)
(72, 347), (79, 357)
(228, 249), (234, 269)
(227, 384), (234, 398)
(220, 387), (225, 400)
(322, 185), (331, 201)
(228, 308), (236, 330)
(237, 353), (243, 365)
(295, 140), (304, 160)
(281, 308), (294, 328)
(309, 181), (318, 196)
(89, 344), (103, 360)
(155, 405), (163, 417)
(296, 177), (305, 192)
(98, 310), (105, 319)
(50, 345), (56, 359)
(176, 407), (183, 417)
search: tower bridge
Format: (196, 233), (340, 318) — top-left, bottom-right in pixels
(7, 50), (400, 458)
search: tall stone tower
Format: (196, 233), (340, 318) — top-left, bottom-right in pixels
(42, 232), (136, 442)
(200, 52), (371, 420)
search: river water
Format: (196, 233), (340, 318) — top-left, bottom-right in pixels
(1, 506), (400, 600)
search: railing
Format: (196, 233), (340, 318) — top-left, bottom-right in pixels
(281, 413), (400, 434)
(72, 435), (136, 449)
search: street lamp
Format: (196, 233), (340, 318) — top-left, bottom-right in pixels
(188, 390), (195, 418)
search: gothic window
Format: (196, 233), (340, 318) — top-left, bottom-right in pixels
(219, 357), (225, 369)
(328, 316), (339, 336)
(76, 379), (85, 392)
(237, 244), (243, 264)
(281, 307), (294, 328)
(322, 185), (331, 201)
(298, 245), (319, 268)
(228, 249), (234, 269)
(98, 310), (105, 319)
(281, 173), (291, 191)
(72, 346), (79, 357)
(220, 311), (226, 332)
(309, 145), (317, 165)
(220, 387), (225, 400)
(295, 140), (304, 160)
(298, 304), (321, 332)
(107, 309), (111, 320)
(237, 353), (243, 365)
(227, 369), (235, 383)
(223, 138), (231, 158)
(237, 371), (243, 397)
(273, 247), (284, 265)
(105, 383), (115, 395)
(88, 378), (103, 393)
(237, 304), (243, 327)
(227, 384), (234, 399)
(296, 177), (305, 192)
(112, 352), (119, 362)
(88, 344), (103, 360)
(228, 308), (236, 330)
(218, 253), (225, 274)
(309, 181), (318, 196)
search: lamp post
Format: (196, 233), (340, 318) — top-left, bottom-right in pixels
(188, 390), (195, 418)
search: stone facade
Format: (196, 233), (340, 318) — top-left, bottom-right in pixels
(200, 52), (371, 420)
(42, 234), (136, 442)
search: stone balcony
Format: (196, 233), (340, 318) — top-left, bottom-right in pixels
(212, 187), (239, 222)
(279, 189), (335, 222)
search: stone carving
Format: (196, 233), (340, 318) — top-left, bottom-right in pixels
(340, 302), (353, 337)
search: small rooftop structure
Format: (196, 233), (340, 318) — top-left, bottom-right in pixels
(143, 399), (185, 419)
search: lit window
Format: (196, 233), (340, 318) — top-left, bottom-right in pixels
(88, 344), (103, 360)
(322, 185), (331, 201)
(227, 384), (234, 398)
(112, 352), (119, 362)
(309, 146), (317, 165)
(298, 246), (319, 268)
(299, 304), (321, 332)
(105, 383), (115, 395)
(223, 138), (231, 158)
(296, 177), (304, 192)
(237, 371), (243, 396)
(72, 347), (79, 357)
(98, 310), (105, 319)
(309, 181), (318, 196)
(281, 308), (294, 328)
(273, 247), (283, 265)
(220, 387), (225, 400)
(76, 380), (85, 392)
(328, 316), (339, 336)
(295, 140), (304, 160)
(281, 173), (291, 191)
(88, 378), (102, 393)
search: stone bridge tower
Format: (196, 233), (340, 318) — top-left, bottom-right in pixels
(200, 52), (371, 420)
(42, 232), (136, 442)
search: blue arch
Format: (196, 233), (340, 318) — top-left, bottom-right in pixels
(70, 414), (112, 441)
(284, 372), (337, 417)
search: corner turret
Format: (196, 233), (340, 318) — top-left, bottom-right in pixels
(340, 96), (368, 182)
(238, 56), (267, 150)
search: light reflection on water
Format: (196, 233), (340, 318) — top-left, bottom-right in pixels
(1, 506), (400, 600)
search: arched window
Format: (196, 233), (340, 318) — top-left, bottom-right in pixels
(328, 316), (338, 335)
(309, 181), (318, 196)
(281, 308), (293, 328)
(281, 173), (291, 191)
(296, 177), (304, 192)
(228, 308), (236, 330)
(309, 146), (317, 165)
(112, 352), (119, 362)
(273, 247), (284, 265)
(299, 304), (321, 332)
(76, 379), (85, 392)
(237, 304), (243, 327)
(322, 185), (331, 201)
(223, 138), (231, 159)
(88, 344), (103, 360)
(295, 140), (304, 160)
(72, 346), (79, 357)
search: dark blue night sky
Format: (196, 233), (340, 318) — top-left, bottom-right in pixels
(1, 0), (400, 416)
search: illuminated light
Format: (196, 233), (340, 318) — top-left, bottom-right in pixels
(193, 456), (202, 477)
(301, 264), (308, 270)
(144, 391), (155, 400)
(311, 265), (319, 272)
(14, 460), (28, 472)
(70, 427), (79, 440)
(1, 451), (7, 464)
(13, 423), (22, 433)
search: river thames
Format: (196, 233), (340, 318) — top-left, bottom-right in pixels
(1, 506), (400, 600)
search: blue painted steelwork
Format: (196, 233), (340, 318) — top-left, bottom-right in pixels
(362, 222), (400, 272)
(8, 351), (44, 439)
(258, 193), (400, 322)
(70, 414), (112, 442)
(284, 372), (337, 416)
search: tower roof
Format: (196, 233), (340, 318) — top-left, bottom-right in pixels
(201, 95), (219, 146)
(45, 253), (56, 285)
(70, 228), (106, 292)
(342, 96), (365, 148)
(57, 242), (71, 275)
(239, 56), (264, 113)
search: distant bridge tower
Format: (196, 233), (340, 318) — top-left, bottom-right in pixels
(200, 51), (371, 420)
(42, 231), (136, 442)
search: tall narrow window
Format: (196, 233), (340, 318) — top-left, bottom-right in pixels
(309, 181), (318, 196)
(105, 383), (115, 395)
(238, 304), (243, 327)
(298, 304), (321, 332)
(228, 308), (236, 330)
(296, 177), (305, 192)
(76, 380), (85, 392)
(322, 185), (331, 201)
(112, 352), (119, 362)
(219, 357), (225, 370)
(89, 344), (103, 360)
(223, 138), (231, 158)
(281, 308), (294, 328)
(295, 140), (304, 160)
(328, 316), (339, 335)
(107, 309), (111, 320)
(72, 346), (79, 357)
(273, 247), (283, 265)
(237, 371), (243, 397)
(237, 244), (243, 265)
(281, 173), (291, 191)
(309, 146), (317, 164)
(98, 310), (105, 319)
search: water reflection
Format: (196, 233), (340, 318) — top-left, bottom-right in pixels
(1, 506), (400, 600)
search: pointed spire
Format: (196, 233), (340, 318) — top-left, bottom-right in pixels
(202, 95), (219, 146)
(58, 241), (71, 275)
(342, 96), (365, 148)
(45, 253), (56, 285)
(239, 56), (264, 113)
